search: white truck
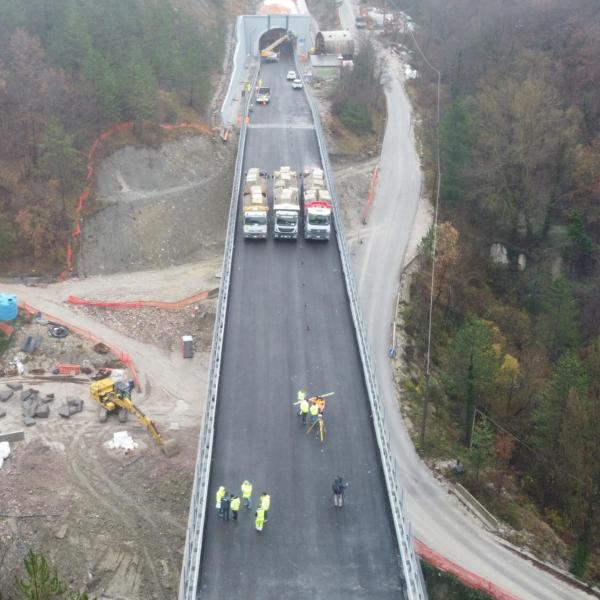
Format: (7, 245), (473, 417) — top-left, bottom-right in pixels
(243, 168), (269, 239)
(273, 166), (300, 240)
(303, 167), (332, 240)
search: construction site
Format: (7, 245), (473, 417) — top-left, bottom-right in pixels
(0, 51), (376, 600)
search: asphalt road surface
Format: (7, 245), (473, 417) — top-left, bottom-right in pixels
(197, 54), (406, 599)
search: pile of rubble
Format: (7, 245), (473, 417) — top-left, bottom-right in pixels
(0, 383), (84, 426)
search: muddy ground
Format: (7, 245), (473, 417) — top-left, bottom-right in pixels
(79, 135), (235, 277)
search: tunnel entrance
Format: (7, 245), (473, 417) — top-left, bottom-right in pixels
(259, 27), (295, 58)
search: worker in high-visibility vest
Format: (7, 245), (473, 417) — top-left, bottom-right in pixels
(255, 506), (266, 531)
(309, 401), (319, 425)
(241, 480), (253, 508)
(293, 391), (309, 424)
(216, 485), (226, 517)
(230, 495), (241, 521)
(260, 492), (271, 520)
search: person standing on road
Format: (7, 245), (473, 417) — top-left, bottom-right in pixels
(230, 495), (241, 521)
(241, 480), (253, 508)
(260, 492), (271, 520)
(255, 506), (266, 531)
(293, 391), (310, 424)
(221, 493), (231, 521)
(309, 400), (319, 426)
(216, 485), (226, 517)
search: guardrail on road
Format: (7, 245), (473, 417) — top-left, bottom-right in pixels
(178, 66), (259, 600)
(298, 57), (428, 600)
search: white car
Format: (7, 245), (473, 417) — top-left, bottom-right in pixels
(286, 70), (297, 81)
(292, 78), (303, 89)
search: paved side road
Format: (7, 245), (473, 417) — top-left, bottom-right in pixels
(339, 2), (595, 598)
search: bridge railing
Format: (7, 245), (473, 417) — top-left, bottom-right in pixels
(178, 65), (259, 600)
(297, 57), (428, 600)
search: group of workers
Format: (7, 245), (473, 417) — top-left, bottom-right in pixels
(293, 390), (328, 426)
(216, 481), (271, 531)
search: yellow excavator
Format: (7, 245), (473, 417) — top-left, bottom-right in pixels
(260, 31), (296, 61)
(90, 378), (179, 457)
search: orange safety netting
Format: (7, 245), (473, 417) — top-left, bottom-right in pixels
(414, 539), (521, 600)
(66, 288), (218, 310)
(19, 302), (141, 391)
(362, 166), (379, 223)
(60, 120), (211, 280)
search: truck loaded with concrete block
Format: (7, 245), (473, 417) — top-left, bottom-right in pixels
(273, 166), (300, 240)
(242, 168), (269, 239)
(302, 167), (332, 240)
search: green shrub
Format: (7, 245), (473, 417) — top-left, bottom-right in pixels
(338, 101), (372, 132)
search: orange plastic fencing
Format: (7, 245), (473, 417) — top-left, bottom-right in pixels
(19, 302), (141, 391)
(362, 166), (379, 224)
(66, 287), (218, 311)
(64, 120), (211, 276)
(414, 539), (521, 600)
(0, 322), (14, 337)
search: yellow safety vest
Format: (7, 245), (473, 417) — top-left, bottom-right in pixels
(216, 486), (225, 503)
(255, 508), (265, 523)
(309, 403), (319, 416)
(297, 390), (306, 402)
(230, 497), (241, 511)
(300, 399), (309, 413)
(241, 481), (252, 498)
(260, 495), (271, 511)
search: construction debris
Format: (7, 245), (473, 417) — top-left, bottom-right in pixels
(0, 441), (10, 469)
(6, 382), (23, 391)
(57, 397), (84, 418)
(0, 431), (25, 443)
(0, 390), (13, 402)
(20, 335), (42, 353)
(108, 431), (138, 451)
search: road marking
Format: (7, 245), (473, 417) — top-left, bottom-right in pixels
(247, 123), (315, 130)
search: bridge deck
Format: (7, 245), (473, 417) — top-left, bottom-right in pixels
(198, 55), (403, 599)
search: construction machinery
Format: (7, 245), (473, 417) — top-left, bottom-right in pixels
(273, 166), (300, 239)
(243, 168), (269, 239)
(303, 167), (333, 240)
(260, 31), (296, 62)
(90, 378), (179, 457)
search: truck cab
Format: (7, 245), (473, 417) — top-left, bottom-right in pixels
(243, 169), (269, 239)
(273, 167), (300, 240)
(303, 168), (332, 240)
(256, 87), (270, 104)
(304, 197), (332, 240)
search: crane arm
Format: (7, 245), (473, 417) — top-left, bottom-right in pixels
(260, 32), (295, 57)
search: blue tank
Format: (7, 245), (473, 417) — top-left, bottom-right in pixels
(0, 294), (18, 321)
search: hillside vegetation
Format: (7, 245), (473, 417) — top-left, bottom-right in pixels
(0, 0), (227, 273)
(395, 0), (600, 580)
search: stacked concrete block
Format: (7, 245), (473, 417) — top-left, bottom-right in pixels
(58, 397), (84, 418)
(0, 390), (13, 402)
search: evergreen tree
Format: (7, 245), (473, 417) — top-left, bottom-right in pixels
(37, 117), (83, 209)
(444, 318), (500, 445)
(534, 350), (588, 460)
(440, 101), (471, 204)
(469, 416), (495, 486)
(539, 276), (580, 359)
(82, 48), (120, 127)
(121, 47), (157, 126)
(47, 0), (92, 72)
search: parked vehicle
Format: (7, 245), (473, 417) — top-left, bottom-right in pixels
(273, 166), (300, 240)
(292, 78), (303, 89)
(303, 168), (332, 240)
(286, 70), (297, 81)
(243, 168), (269, 239)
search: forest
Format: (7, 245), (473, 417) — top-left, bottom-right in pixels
(0, 0), (225, 273)
(396, 0), (600, 581)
